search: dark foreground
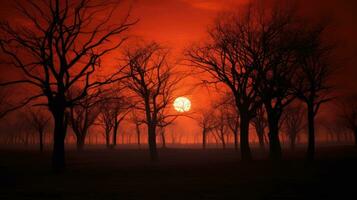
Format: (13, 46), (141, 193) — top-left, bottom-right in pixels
(1, 145), (357, 200)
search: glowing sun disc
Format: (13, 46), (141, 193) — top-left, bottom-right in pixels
(173, 97), (191, 112)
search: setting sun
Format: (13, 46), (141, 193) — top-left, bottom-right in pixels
(173, 97), (191, 112)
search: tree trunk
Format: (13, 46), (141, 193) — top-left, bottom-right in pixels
(39, 129), (44, 152)
(290, 134), (296, 151)
(51, 108), (67, 172)
(76, 134), (85, 150)
(256, 128), (265, 150)
(148, 124), (158, 161)
(161, 130), (166, 149)
(202, 129), (206, 149)
(221, 134), (226, 149)
(112, 122), (119, 148)
(105, 131), (110, 148)
(354, 127), (357, 147)
(268, 115), (282, 161)
(307, 104), (315, 161)
(233, 128), (238, 151)
(240, 115), (252, 161)
(136, 124), (141, 148)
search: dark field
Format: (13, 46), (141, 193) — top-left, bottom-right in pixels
(1, 145), (357, 200)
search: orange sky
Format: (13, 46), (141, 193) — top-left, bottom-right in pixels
(123, 0), (357, 137)
(0, 0), (356, 143)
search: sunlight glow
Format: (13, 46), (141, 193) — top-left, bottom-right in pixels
(173, 97), (191, 112)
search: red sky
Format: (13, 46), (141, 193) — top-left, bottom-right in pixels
(0, 0), (356, 142)
(124, 0), (357, 137)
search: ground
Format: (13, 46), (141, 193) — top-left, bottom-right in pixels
(1, 145), (356, 200)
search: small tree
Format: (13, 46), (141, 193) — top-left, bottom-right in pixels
(129, 109), (144, 148)
(25, 108), (51, 152)
(218, 93), (240, 151)
(282, 105), (305, 151)
(98, 91), (130, 148)
(251, 107), (268, 150)
(195, 108), (216, 149)
(212, 105), (229, 149)
(338, 95), (357, 147)
(69, 92), (101, 150)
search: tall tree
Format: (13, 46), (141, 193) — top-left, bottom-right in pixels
(0, 0), (134, 171)
(122, 42), (182, 161)
(294, 23), (334, 160)
(250, 4), (300, 161)
(186, 9), (264, 160)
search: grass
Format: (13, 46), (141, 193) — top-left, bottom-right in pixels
(0, 145), (356, 200)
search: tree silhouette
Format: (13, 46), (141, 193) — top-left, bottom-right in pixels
(0, 0), (135, 171)
(129, 109), (144, 148)
(218, 93), (240, 151)
(122, 42), (182, 161)
(99, 99), (115, 148)
(282, 104), (305, 151)
(98, 90), (130, 148)
(68, 90), (101, 150)
(294, 23), (334, 160)
(338, 95), (357, 146)
(251, 107), (268, 150)
(195, 108), (216, 149)
(25, 107), (51, 152)
(0, 87), (11, 119)
(212, 105), (229, 149)
(186, 8), (265, 161)
(249, 4), (301, 161)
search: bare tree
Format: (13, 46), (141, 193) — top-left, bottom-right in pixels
(251, 107), (268, 150)
(0, 0), (135, 171)
(248, 4), (301, 161)
(0, 87), (11, 119)
(282, 105), (305, 151)
(338, 95), (357, 146)
(212, 105), (229, 149)
(99, 100), (115, 148)
(69, 92), (101, 150)
(218, 93), (240, 151)
(111, 102), (131, 148)
(195, 108), (216, 149)
(186, 8), (265, 160)
(129, 109), (144, 148)
(0, 85), (27, 120)
(294, 23), (334, 160)
(98, 91), (130, 148)
(26, 107), (51, 152)
(157, 126), (167, 148)
(122, 42), (182, 161)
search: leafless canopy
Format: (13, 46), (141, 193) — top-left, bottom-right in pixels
(0, 0), (136, 171)
(122, 42), (184, 160)
(0, 0), (135, 109)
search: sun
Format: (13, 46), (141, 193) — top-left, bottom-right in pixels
(173, 97), (191, 112)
